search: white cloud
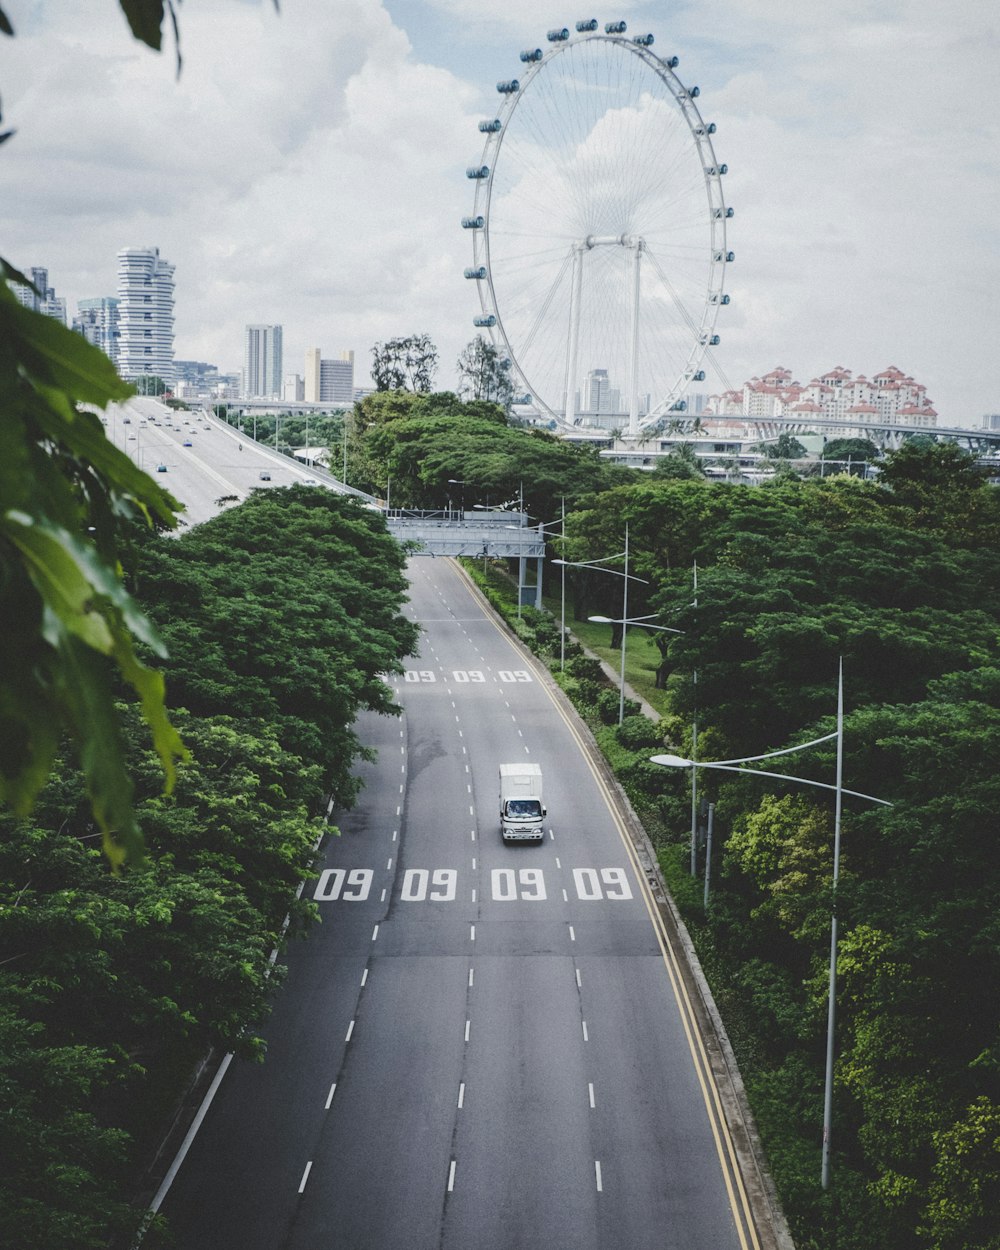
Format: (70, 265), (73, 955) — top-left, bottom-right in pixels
(2, 0), (998, 418)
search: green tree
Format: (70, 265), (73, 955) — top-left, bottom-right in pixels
(653, 442), (706, 479)
(757, 432), (808, 460)
(370, 333), (438, 392)
(0, 276), (185, 866)
(457, 335), (515, 409)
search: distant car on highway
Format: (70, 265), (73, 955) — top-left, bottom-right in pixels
(259, 471), (271, 481)
(183, 440), (193, 446)
(304, 477), (318, 485)
(156, 464), (167, 472)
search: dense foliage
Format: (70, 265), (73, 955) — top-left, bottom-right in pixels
(348, 388), (635, 517)
(0, 487), (417, 1247)
(552, 446), (1000, 1249)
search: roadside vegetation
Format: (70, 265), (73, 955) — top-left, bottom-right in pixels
(0, 488), (417, 1247)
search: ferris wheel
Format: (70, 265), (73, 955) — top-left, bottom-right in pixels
(463, 20), (732, 435)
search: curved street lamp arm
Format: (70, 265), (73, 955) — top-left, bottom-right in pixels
(712, 732), (839, 766)
(675, 760), (893, 806)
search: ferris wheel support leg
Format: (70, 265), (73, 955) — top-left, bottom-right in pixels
(626, 241), (643, 440)
(563, 244), (584, 423)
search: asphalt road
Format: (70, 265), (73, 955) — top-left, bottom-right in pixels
(104, 398), (356, 526)
(156, 555), (759, 1250)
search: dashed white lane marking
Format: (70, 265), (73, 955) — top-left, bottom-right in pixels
(470, 924), (476, 941)
(472, 889), (477, 902)
(380, 888), (387, 902)
(298, 1162), (313, 1193)
(372, 925), (379, 942)
(468, 968), (474, 987)
(386, 858), (393, 870)
(345, 1020), (355, 1042)
(361, 968), (368, 987)
(392, 830), (398, 843)
(325, 1083), (337, 1109)
(569, 926), (576, 942)
(595, 1161), (603, 1192)
(465, 1020), (471, 1042)
(576, 969), (582, 988)
(589, 1083), (596, 1109)
(458, 1083), (465, 1109)
(448, 1160), (457, 1192)
(556, 857), (561, 868)
(582, 1021), (589, 1041)
(563, 889), (569, 902)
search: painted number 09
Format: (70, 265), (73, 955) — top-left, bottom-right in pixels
(573, 867), (633, 900)
(313, 868), (374, 901)
(400, 869), (457, 902)
(491, 868), (546, 901)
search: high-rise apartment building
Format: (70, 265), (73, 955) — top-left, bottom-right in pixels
(305, 348), (354, 404)
(10, 266), (67, 324)
(304, 347), (322, 402)
(73, 297), (120, 367)
(117, 247), (175, 384)
(243, 324), (283, 398)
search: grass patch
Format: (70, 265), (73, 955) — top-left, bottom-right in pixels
(539, 590), (670, 716)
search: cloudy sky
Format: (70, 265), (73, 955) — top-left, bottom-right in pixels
(3, 0), (998, 423)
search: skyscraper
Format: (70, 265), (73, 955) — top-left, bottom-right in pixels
(73, 297), (120, 368)
(304, 347), (322, 402)
(10, 266), (68, 324)
(243, 325), (283, 398)
(117, 247), (175, 384)
(319, 350), (355, 404)
(305, 347), (355, 404)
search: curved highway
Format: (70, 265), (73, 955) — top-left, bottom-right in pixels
(104, 398), (361, 527)
(156, 555), (762, 1250)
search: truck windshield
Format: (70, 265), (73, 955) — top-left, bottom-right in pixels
(507, 799), (542, 817)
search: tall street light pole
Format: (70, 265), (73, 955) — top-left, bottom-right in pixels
(650, 662), (891, 1190)
(553, 522), (649, 703)
(587, 611), (682, 723)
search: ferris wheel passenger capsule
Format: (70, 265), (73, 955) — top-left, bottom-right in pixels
(479, 118), (502, 133)
(496, 79), (520, 93)
(693, 371), (706, 381)
(520, 48), (543, 62)
(688, 85), (700, 97)
(666, 55), (679, 68)
(466, 165), (490, 179)
(605, 21), (627, 34)
(575, 19), (598, 31)
(547, 28), (570, 41)
(461, 216), (485, 229)
(464, 266), (487, 280)
(633, 33), (654, 46)
(473, 315), (497, 327)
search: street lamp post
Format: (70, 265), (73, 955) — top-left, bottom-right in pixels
(447, 479), (467, 517)
(506, 500), (566, 635)
(649, 662), (891, 1189)
(587, 611), (682, 723)
(553, 522), (649, 714)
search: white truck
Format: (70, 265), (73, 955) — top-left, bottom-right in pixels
(499, 763), (546, 842)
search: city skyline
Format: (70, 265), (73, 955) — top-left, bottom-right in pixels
(2, 1), (997, 421)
